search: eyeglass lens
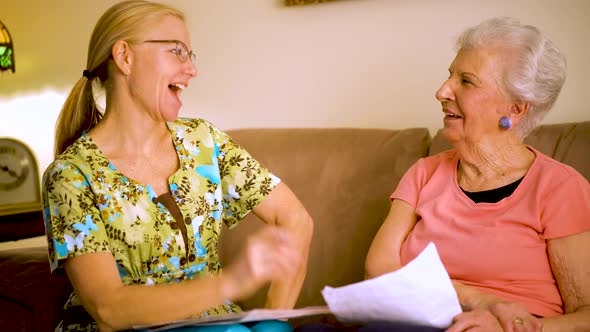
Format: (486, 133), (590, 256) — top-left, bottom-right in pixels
(176, 42), (196, 64)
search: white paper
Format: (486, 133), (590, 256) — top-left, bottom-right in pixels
(134, 306), (331, 331)
(321, 242), (461, 329)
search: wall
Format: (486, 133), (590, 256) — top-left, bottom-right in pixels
(1, 0), (589, 174)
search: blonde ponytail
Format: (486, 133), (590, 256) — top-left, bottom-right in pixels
(54, 77), (101, 157)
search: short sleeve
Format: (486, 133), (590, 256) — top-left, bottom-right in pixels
(42, 160), (110, 272)
(207, 124), (281, 229)
(540, 173), (590, 239)
(390, 158), (426, 207)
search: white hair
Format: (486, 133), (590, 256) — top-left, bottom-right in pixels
(456, 17), (567, 138)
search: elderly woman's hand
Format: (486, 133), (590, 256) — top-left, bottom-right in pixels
(451, 281), (543, 331)
(446, 308), (503, 332)
(447, 306), (542, 332)
(488, 302), (543, 332)
(452, 280), (505, 310)
(446, 305), (543, 332)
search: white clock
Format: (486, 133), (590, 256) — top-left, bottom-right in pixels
(0, 137), (42, 216)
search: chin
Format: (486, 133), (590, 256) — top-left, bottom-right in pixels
(162, 109), (181, 122)
(441, 127), (462, 143)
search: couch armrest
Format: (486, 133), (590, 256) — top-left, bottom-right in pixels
(0, 210), (45, 242)
(0, 246), (72, 331)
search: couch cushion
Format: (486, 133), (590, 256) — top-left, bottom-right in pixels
(523, 121), (590, 180)
(221, 128), (431, 309)
(429, 121), (590, 181)
(0, 246), (72, 331)
(0, 210), (45, 242)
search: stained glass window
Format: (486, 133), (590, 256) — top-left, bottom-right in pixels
(0, 20), (15, 73)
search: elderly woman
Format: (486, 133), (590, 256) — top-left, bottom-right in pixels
(362, 17), (590, 332)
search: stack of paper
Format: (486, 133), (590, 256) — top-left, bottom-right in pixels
(135, 306), (331, 331)
(322, 242), (462, 328)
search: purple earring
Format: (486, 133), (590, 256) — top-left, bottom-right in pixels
(499, 116), (512, 130)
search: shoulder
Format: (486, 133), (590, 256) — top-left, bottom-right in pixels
(168, 117), (208, 129)
(530, 147), (589, 187)
(529, 147), (590, 239)
(168, 118), (229, 141)
(43, 135), (95, 181)
(167, 117), (207, 136)
(398, 150), (456, 187)
(415, 149), (457, 173)
(168, 117), (224, 133)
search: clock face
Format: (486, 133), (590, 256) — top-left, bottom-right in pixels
(0, 145), (31, 191)
(0, 138), (41, 215)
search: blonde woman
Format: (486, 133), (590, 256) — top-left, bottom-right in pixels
(42, 1), (313, 331)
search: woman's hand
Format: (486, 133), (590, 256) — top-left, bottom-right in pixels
(221, 226), (301, 301)
(488, 302), (543, 332)
(451, 281), (543, 331)
(447, 308), (503, 332)
(447, 302), (543, 332)
(452, 280), (505, 310)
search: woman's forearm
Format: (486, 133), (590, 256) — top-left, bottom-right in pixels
(90, 275), (229, 331)
(540, 307), (590, 332)
(265, 215), (313, 309)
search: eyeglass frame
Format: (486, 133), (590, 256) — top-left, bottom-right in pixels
(142, 39), (196, 64)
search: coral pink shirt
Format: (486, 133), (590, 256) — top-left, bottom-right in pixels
(392, 147), (590, 317)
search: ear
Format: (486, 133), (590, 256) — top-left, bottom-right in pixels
(510, 101), (529, 121)
(111, 40), (133, 75)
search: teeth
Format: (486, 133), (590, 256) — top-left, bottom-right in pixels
(170, 83), (186, 91)
(444, 112), (460, 118)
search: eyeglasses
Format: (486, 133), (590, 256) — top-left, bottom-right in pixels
(143, 39), (196, 64)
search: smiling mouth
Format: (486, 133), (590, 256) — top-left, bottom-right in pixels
(169, 83), (186, 92)
(444, 112), (462, 119)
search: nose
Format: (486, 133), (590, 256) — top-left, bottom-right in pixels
(435, 78), (454, 102)
(185, 60), (197, 78)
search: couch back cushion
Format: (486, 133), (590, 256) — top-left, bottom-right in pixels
(429, 121), (590, 181)
(221, 128), (431, 309)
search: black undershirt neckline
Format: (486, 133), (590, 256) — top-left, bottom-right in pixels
(461, 177), (524, 203)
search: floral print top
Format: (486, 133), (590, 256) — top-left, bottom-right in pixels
(42, 118), (280, 331)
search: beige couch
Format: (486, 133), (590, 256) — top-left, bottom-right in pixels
(1, 121), (588, 331)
